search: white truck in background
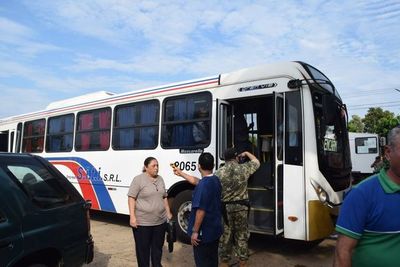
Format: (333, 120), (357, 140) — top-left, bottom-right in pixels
(349, 132), (381, 183)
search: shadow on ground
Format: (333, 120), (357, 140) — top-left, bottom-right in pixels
(90, 210), (129, 226)
(90, 246), (111, 267)
(250, 233), (335, 253)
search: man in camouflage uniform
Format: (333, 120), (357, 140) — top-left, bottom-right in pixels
(215, 148), (260, 267)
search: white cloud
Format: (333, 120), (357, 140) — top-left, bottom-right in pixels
(0, 86), (52, 118)
(0, 16), (32, 41)
(0, 16), (62, 57)
(0, 61), (40, 78)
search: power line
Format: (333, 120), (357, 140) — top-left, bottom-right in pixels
(344, 91), (397, 99)
(341, 86), (400, 98)
(348, 104), (400, 111)
(350, 100), (400, 108)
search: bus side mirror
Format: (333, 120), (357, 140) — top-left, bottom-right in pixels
(287, 79), (303, 89)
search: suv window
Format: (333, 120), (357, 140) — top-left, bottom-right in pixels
(4, 162), (74, 209)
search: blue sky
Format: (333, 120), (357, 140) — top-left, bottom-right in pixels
(1, 0), (399, 119)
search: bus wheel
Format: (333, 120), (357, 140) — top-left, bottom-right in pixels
(172, 190), (192, 244)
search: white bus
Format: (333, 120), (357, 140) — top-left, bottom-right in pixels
(0, 61), (351, 243)
(349, 132), (380, 183)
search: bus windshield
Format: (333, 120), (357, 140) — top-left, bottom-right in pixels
(300, 62), (351, 191)
(305, 64), (342, 101)
(312, 90), (351, 191)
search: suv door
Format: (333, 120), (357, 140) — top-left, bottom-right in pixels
(0, 180), (23, 266)
(0, 154), (93, 266)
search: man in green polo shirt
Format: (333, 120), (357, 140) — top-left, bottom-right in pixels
(333, 127), (400, 267)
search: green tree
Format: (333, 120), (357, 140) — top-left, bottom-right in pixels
(362, 107), (399, 137)
(348, 115), (364, 132)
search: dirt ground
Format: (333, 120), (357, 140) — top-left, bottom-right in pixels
(87, 211), (336, 267)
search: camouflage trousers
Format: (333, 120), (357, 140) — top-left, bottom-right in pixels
(219, 209), (250, 262)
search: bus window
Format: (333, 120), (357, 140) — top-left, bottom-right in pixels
(22, 119), (45, 153)
(285, 91), (303, 165)
(162, 92), (211, 149)
(218, 102), (233, 159)
(113, 100), (159, 150)
(46, 114), (74, 153)
(75, 108), (111, 151)
(10, 131), (14, 153)
(16, 123), (22, 153)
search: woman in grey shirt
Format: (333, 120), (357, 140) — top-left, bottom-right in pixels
(128, 157), (172, 267)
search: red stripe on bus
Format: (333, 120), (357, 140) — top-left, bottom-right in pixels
(51, 161), (100, 210)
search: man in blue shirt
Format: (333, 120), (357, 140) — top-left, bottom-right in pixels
(334, 127), (400, 267)
(173, 153), (222, 267)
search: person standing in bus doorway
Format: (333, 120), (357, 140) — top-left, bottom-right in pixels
(333, 127), (400, 267)
(216, 148), (260, 267)
(234, 108), (254, 154)
(172, 152), (223, 267)
(127, 157), (173, 267)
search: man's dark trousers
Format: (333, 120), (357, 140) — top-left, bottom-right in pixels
(193, 238), (219, 267)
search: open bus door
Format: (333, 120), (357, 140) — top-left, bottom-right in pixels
(0, 130), (17, 153)
(0, 131), (8, 152)
(274, 92), (284, 235)
(276, 90), (306, 240)
(217, 99), (233, 167)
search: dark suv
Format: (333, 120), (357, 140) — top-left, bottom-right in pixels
(0, 153), (94, 267)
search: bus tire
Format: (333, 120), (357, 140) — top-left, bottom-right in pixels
(172, 190), (192, 244)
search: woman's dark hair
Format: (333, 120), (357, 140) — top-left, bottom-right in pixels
(143, 157), (157, 172)
(198, 152), (214, 171)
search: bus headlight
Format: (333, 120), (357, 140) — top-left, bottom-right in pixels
(317, 188), (328, 203)
(310, 178), (341, 208)
(310, 179), (330, 205)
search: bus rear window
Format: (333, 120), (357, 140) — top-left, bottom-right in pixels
(23, 119), (45, 153)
